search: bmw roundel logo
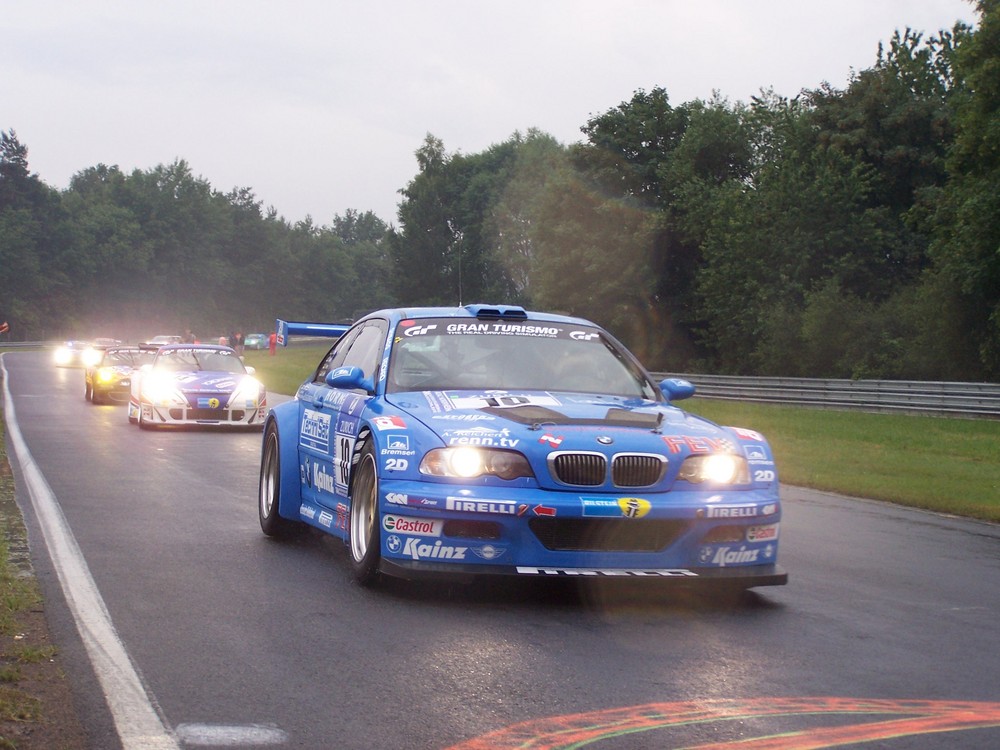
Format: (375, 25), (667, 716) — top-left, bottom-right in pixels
(386, 535), (402, 553)
(597, 436), (613, 445)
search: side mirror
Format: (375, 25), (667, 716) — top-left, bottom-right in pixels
(326, 365), (374, 393)
(245, 365), (256, 375)
(659, 377), (696, 402)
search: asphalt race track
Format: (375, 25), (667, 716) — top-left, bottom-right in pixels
(3, 350), (999, 750)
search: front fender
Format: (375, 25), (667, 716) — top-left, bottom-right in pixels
(265, 400), (303, 521)
(721, 425), (780, 491)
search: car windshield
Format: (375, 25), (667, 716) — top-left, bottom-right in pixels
(154, 348), (246, 374)
(102, 349), (142, 366)
(387, 319), (657, 398)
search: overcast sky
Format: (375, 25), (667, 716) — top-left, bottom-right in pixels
(4, 0), (977, 225)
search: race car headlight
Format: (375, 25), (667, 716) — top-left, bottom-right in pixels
(230, 376), (265, 406)
(96, 367), (116, 383)
(143, 374), (185, 406)
(81, 348), (102, 367)
(678, 453), (749, 485)
(53, 348), (73, 365)
(420, 448), (534, 481)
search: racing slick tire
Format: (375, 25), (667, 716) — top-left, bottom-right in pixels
(349, 442), (381, 586)
(259, 422), (300, 538)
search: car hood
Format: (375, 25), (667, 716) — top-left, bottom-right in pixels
(169, 371), (247, 392)
(385, 389), (736, 456)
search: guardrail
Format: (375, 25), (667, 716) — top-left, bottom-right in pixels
(4, 342), (997, 418)
(652, 373), (1000, 419)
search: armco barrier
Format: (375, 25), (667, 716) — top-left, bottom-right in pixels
(651, 373), (1000, 419)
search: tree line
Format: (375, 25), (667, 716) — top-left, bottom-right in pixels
(2, 0), (997, 381)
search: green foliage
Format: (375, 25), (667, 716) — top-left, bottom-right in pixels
(0, 137), (393, 340)
(930, 0), (1000, 374)
(2, 3), (996, 381)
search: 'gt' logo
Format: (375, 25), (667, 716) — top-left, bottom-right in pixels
(404, 325), (437, 337)
(570, 331), (599, 341)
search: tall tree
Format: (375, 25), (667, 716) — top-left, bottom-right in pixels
(931, 0), (1000, 376)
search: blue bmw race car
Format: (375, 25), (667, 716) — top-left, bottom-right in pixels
(259, 305), (787, 589)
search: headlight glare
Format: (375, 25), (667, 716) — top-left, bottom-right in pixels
(230, 376), (264, 405)
(678, 453), (749, 485)
(143, 374), (185, 406)
(420, 448), (534, 480)
(81, 348), (102, 367)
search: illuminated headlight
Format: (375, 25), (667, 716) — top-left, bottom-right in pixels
(420, 448), (534, 480)
(678, 453), (749, 485)
(229, 376), (265, 406)
(53, 348), (73, 365)
(81, 348), (102, 367)
(143, 375), (185, 406)
(96, 367), (117, 384)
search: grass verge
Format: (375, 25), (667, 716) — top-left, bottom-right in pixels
(0, 419), (86, 749)
(244, 344), (328, 399)
(686, 398), (1000, 523)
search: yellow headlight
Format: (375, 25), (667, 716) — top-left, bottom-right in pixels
(678, 454), (749, 485)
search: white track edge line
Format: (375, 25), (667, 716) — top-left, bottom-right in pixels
(1, 354), (179, 750)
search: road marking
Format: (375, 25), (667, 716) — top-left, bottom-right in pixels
(175, 723), (289, 746)
(1, 354), (179, 750)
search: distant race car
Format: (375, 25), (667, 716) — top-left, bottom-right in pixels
(244, 333), (268, 350)
(54, 340), (103, 368)
(128, 344), (267, 429)
(258, 304), (787, 590)
(143, 334), (183, 346)
(85, 345), (157, 404)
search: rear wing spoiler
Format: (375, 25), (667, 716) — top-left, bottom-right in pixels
(275, 319), (350, 347)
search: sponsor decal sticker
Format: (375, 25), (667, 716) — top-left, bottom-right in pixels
(746, 522), (779, 542)
(582, 497), (651, 518)
(401, 538), (468, 560)
(446, 497), (518, 515)
(444, 426), (519, 448)
(705, 504), (759, 518)
(382, 515), (442, 536)
(301, 409), (331, 452)
(662, 435), (736, 454)
(470, 544), (507, 561)
(698, 543), (775, 566)
(373, 415), (407, 430)
(312, 462), (336, 494)
(381, 433), (413, 455)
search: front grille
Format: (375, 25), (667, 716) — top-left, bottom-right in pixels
(548, 452), (668, 488)
(612, 454), (667, 487)
(170, 408), (241, 421)
(442, 520), (502, 540)
(549, 452), (607, 486)
(529, 518), (688, 552)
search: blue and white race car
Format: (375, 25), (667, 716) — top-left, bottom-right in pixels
(128, 344), (267, 429)
(259, 305), (787, 589)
